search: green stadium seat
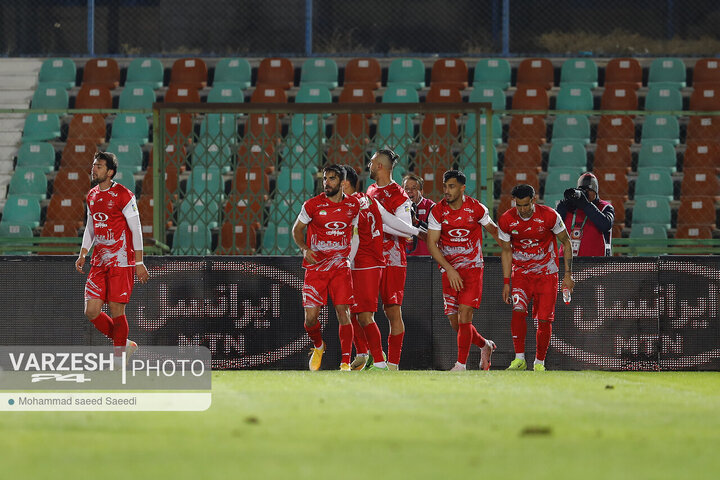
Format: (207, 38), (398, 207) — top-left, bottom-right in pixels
(261, 199), (301, 254)
(276, 166), (318, 195)
(544, 166), (586, 196)
(543, 194), (564, 209)
(551, 115), (590, 144)
(387, 58), (425, 90)
(300, 58), (339, 89)
(125, 58), (164, 89)
(207, 84), (245, 103)
(630, 223), (668, 255)
(634, 168), (674, 200)
(177, 193), (222, 229)
(213, 58), (252, 89)
(640, 115), (679, 144)
(382, 84), (420, 104)
(16, 142), (56, 173)
(468, 86), (506, 111)
(376, 113), (415, 156)
(31, 86), (69, 109)
(38, 58), (76, 90)
(172, 221), (212, 255)
(20, 115), (55, 147)
(106, 141), (143, 173)
(282, 140), (321, 170)
(648, 58), (686, 89)
(192, 140), (233, 172)
(294, 85), (333, 104)
(555, 86), (594, 111)
(186, 165), (225, 197)
(110, 114), (150, 145)
(473, 59), (511, 90)
(199, 114), (239, 144)
(1, 195), (41, 228)
(464, 113), (502, 146)
(637, 140), (676, 172)
(0, 223), (34, 255)
(8, 167), (47, 200)
(644, 86), (683, 112)
(118, 84), (156, 113)
(632, 196), (671, 228)
(457, 143), (498, 189)
(560, 58), (599, 88)
(548, 140), (587, 169)
(112, 166), (137, 193)
(288, 113), (323, 140)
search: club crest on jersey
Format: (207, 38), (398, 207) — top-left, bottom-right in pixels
(511, 229), (519, 234)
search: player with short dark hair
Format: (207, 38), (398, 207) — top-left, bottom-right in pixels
(292, 164), (361, 371)
(75, 151), (149, 363)
(498, 184), (575, 371)
(426, 170), (500, 371)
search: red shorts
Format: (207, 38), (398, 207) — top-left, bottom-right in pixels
(85, 265), (135, 303)
(442, 267), (483, 315)
(511, 271), (559, 322)
(351, 267), (382, 314)
(302, 267), (354, 308)
(379, 265), (406, 306)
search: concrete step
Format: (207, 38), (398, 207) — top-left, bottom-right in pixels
(0, 90), (32, 106)
(0, 131), (22, 145)
(0, 118), (26, 131)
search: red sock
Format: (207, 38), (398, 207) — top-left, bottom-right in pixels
(536, 320), (552, 361)
(388, 332), (404, 366)
(91, 313), (114, 339)
(339, 324), (354, 365)
(112, 315), (129, 358)
(470, 324), (487, 348)
(511, 310), (527, 354)
(304, 322), (324, 349)
(363, 322), (385, 364)
(351, 315), (368, 354)
(457, 323), (472, 364)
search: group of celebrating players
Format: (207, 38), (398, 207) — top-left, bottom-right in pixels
(292, 148), (576, 372)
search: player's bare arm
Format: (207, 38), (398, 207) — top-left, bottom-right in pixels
(292, 218), (317, 264)
(134, 252), (149, 284)
(427, 228), (463, 291)
(500, 239), (513, 304)
(482, 219), (503, 247)
(556, 229), (576, 292)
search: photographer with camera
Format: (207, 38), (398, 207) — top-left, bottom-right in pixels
(556, 172), (615, 257)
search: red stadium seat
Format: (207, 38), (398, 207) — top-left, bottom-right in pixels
(344, 58), (382, 90)
(170, 58), (208, 89)
(683, 141), (720, 170)
(425, 85), (463, 104)
(75, 85), (112, 110)
(593, 140), (632, 170)
(338, 85), (376, 104)
(250, 86), (288, 103)
(596, 115), (635, 143)
(501, 167), (540, 193)
(592, 167), (629, 197)
(681, 168), (720, 197)
(420, 114), (459, 142)
(675, 225), (714, 240)
(430, 58), (469, 89)
(216, 221), (257, 255)
(82, 58), (120, 89)
(67, 114), (106, 144)
(605, 58), (642, 89)
(516, 58), (554, 90)
(603, 194), (626, 225)
(45, 194), (85, 228)
(677, 196), (716, 226)
(601, 86), (638, 111)
(233, 167), (269, 195)
(511, 86), (549, 110)
(497, 194), (515, 217)
(165, 113), (194, 142)
(60, 140), (98, 169)
(690, 85), (720, 111)
(692, 59), (720, 87)
(164, 84), (201, 103)
(41, 220), (79, 237)
(508, 115), (546, 143)
(503, 140), (542, 169)
(686, 116), (720, 142)
(256, 57), (294, 90)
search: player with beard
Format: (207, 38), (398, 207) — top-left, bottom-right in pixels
(366, 149), (417, 370)
(426, 170), (500, 371)
(292, 164), (361, 371)
(75, 151), (149, 363)
(497, 184), (575, 371)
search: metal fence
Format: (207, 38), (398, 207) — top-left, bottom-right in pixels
(3, 0), (720, 57)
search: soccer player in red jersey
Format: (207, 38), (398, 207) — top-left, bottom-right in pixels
(497, 184), (575, 371)
(402, 174), (435, 256)
(366, 149), (418, 370)
(292, 165), (361, 371)
(426, 170), (500, 371)
(340, 165), (389, 371)
(75, 152), (149, 363)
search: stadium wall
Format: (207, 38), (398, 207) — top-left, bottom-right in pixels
(0, 255), (718, 371)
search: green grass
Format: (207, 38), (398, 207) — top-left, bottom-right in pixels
(1, 371), (719, 479)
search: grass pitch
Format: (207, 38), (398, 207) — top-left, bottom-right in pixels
(1, 371), (719, 479)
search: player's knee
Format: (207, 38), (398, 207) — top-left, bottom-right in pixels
(84, 305), (101, 320)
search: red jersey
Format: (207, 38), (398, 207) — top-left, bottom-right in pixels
(366, 181), (412, 267)
(428, 195), (491, 271)
(86, 181), (139, 267)
(408, 196), (436, 256)
(297, 193), (360, 272)
(498, 204), (566, 275)
(352, 192), (385, 270)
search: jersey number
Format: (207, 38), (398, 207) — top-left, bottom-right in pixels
(368, 213), (381, 239)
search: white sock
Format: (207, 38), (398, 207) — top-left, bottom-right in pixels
(456, 362), (466, 368)
(374, 361), (386, 368)
(357, 353), (368, 358)
(515, 353), (525, 360)
(125, 339), (133, 347)
(534, 359), (545, 366)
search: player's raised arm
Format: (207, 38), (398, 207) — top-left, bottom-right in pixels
(376, 200), (419, 237)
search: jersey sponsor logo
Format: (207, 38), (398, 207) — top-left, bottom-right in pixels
(519, 238), (539, 248)
(325, 221), (348, 236)
(93, 212), (109, 222)
(448, 228), (470, 238)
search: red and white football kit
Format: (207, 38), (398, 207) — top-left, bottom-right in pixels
(350, 192), (385, 314)
(497, 204), (566, 321)
(428, 196), (491, 315)
(297, 193), (360, 308)
(83, 181), (141, 303)
(366, 181), (412, 305)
